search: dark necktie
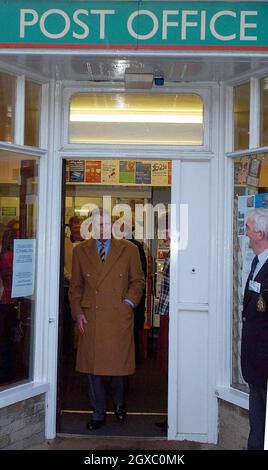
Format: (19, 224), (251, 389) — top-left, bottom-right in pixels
(99, 243), (105, 263)
(248, 255), (259, 281)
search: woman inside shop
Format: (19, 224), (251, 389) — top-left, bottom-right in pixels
(0, 226), (19, 384)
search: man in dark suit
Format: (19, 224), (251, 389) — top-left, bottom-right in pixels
(129, 236), (147, 364)
(241, 207), (268, 450)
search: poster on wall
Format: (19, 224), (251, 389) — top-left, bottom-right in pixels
(168, 161), (172, 185)
(234, 158), (250, 185)
(85, 160), (101, 183)
(66, 161), (70, 182)
(101, 160), (119, 184)
(237, 195), (255, 237)
(119, 161), (135, 184)
(69, 160), (85, 182)
(237, 195), (255, 293)
(151, 161), (169, 186)
(11, 239), (36, 298)
(246, 157), (261, 187)
(135, 162), (151, 184)
(67, 159), (172, 186)
(255, 193), (268, 208)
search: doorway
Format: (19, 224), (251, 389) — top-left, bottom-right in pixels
(52, 84), (216, 443)
(57, 158), (171, 437)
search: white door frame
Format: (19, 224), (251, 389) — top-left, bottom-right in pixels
(44, 81), (220, 442)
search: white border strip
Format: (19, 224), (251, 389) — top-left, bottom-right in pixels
(0, 382), (49, 409)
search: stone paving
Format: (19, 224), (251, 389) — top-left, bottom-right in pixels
(29, 436), (222, 451)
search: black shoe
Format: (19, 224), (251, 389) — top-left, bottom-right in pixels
(155, 420), (168, 432)
(114, 405), (127, 423)
(86, 419), (105, 430)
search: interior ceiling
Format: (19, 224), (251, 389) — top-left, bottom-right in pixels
(2, 53), (268, 83)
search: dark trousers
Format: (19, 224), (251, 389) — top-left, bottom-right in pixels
(248, 382), (267, 450)
(157, 315), (169, 374)
(88, 374), (126, 421)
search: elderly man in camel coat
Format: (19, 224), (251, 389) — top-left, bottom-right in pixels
(69, 210), (145, 430)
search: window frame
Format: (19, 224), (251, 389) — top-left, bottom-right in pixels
(0, 62), (50, 408)
(62, 84), (211, 153)
(218, 69), (268, 410)
(67, 90), (205, 147)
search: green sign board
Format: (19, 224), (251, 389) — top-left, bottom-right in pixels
(0, 1), (268, 50)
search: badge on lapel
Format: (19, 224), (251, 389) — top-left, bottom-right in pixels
(257, 294), (266, 312)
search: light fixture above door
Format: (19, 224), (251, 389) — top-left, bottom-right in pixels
(124, 72), (154, 89)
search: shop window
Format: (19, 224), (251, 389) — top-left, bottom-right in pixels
(0, 150), (39, 389)
(232, 152), (268, 390)
(69, 93), (204, 145)
(260, 78), (268, 147)
(234, 83), (250, 151)
(24, 81), (41, 147)
(0, 71), (16, 144)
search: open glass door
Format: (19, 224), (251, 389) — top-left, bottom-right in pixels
(57, 158), (171, 437)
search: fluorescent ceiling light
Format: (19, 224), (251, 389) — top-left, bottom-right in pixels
(70, 113), (203, 124)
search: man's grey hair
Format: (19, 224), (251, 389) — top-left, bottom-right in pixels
(248, 208), (268, 238)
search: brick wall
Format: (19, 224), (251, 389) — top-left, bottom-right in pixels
(218, 399), (249, 450)
(0, 394), (45, 450)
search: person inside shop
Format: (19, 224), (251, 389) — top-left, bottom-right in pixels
(0, 227), (19, 384)
(0, 219), (19, 254)
(241, 207), (268, 450)
(155, 211), (170, 433)
(130, 234), (147, 365)
(64, 215), (85, 282)
(115, 217), (148, 365)
(7, 219), (19, 231)
(69, 208), (145, 431)
(63, 215), (84, 363)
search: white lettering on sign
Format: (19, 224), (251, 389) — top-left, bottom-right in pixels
(240, 11), (257, 41)
(20, 9), (38, 38)
(200, 11), (206, 40)
(40, 9), (70, 39)
(20, 8), (115, 40)
(210, 10), (236, 41)
(19, 8), (258, 43)
(91, 10), (115, 39)
(181, 10), (199, 40)
(162, 10), (179, 40)
(127, 10), (158, 40)
(73, 9), (89, 39)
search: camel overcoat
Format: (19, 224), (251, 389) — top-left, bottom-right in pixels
(69, 238), (145, 376)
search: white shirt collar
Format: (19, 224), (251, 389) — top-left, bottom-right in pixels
(257, 248), (268, 269)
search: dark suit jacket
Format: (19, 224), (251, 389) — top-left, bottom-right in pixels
(241, 258), (268, 385)
(129, 239), (147, 330)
